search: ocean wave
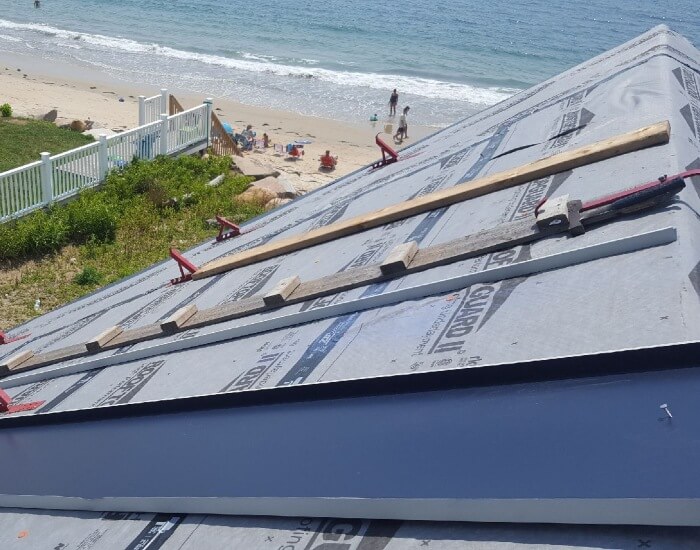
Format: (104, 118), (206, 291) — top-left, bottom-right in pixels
(0, 33), (21, 42)
(0, 18), (518, 105)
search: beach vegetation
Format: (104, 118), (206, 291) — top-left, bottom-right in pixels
(0, 103), (11, 117)
(73, 265), (103, 286)
(0, 117), (93, 172)
(0, 154), (261, 326)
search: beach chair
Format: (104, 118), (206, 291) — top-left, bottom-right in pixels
(319, 154), (337, 170)
(274, 143), (284, 155)
(286, 143), (304, 159)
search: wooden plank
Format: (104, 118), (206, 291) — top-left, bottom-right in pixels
(161, 304), (198, 333)
(0, 350), (34, 375)
(104, 323), (165, 350)
(0, 220), (559, 378)
(86, 325), (123, 352)
(18, 344), (90, 372)
(380, 241), (419, 275)
(193, 121), (670, 280)
(187, 297), (267, 329)
(263, 276), (302, 307)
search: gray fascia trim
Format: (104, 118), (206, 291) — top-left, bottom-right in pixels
(0, 496), (697, 527)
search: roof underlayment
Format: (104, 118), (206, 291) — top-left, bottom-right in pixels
(1, 24), (700, 548)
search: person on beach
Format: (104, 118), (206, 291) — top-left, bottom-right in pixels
(320, 150), (338, 169)
(34, 0), (40, 7)
(394, 106), (410, 142)
(240, 124), (255, 150)
(389, 89), (399, 116)
(242, 124), (255, 141)
(262, 132), (270, 148)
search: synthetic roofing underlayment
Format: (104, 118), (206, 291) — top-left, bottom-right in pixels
(1, 24), (700, 548)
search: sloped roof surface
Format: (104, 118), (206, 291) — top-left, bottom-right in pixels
(1, 24), (700, 547)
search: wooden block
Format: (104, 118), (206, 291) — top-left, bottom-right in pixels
(263, 276), (301, 307)
(536, 194), (571, 229)
(381, 241), (419, 275)
(192, 121), (670, 280)
(85, 325), (123, 353)
(567, 199), (585, 236)
(161, 304), (198, 333)
(0, 350), (34, 374)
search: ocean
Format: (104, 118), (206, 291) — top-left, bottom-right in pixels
(0, 0), (698, 127)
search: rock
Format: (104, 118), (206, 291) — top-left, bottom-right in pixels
(43, 109), (58, 122)
(265, 197), (293, 210)
(69, 119), (86, 132)
(275, 172), (302, 197)
(251, 176), (297, 199)
(207, 174), (225, 187)
(235, 187), (275, 206)
(231, 156), (279, 180)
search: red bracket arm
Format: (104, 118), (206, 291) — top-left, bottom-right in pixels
(371, 133), (399, 170)
(0, 332), (30, 345)
(170, 248), (199, 285)
(215, 215), (241, 242)
(0, 388), (44, 414)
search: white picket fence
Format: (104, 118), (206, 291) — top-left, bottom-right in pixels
(0, 100), (212, 223)
(138, 89), (169, 126)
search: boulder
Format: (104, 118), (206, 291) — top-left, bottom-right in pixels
(231, 156), (279, 180)
(251, 176), (297, 199)
(275, 172), (302, 197)
(265, 197), (293, 211)
(235, 187), (275, 206)
(42, 109), (58, 122)
(69, 119), (86, 132)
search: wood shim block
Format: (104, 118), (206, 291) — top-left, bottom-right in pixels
(536, 195), (571, 229)
(263, 276), (301, 307)
(381, 241), (419, 275)
(0, 350), (34, 374)
(161, 304), (198, 333)
(193, 121), (670, 280)
(86, 326), (123, 353)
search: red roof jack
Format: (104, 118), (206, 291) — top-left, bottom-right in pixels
(0, 387), (43, 414)
(0, 331), (30, 345)
(371, 133), (399, 170)
(169, 248), (199, 285)
(215, 215), (241, 242)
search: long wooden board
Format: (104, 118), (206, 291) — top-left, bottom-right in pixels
(192, 121), (670, 280)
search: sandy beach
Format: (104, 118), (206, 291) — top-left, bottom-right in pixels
(0, 51), (436, 193)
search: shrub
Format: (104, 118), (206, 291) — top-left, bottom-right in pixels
(65, 192), (117, 243)
(0, 209), (68, 259)
(0, 103), (11, 117)
(74, 266), (103, 286)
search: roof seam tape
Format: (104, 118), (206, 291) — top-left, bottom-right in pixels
(1, 226), (677, 390)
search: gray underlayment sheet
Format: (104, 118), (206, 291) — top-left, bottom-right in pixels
(1, 24), (700, 547)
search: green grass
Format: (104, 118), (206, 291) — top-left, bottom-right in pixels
(0, 154), (264, 328)
(0, 117), (94, 173)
